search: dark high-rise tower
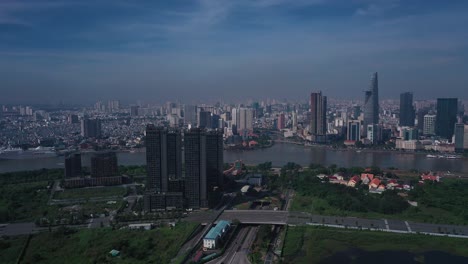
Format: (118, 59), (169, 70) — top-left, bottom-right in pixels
(65, 152), (82, 178)
(309, 91), (327, 135)
(91, 152), (118, 178)
(435, 98), (458, 140)
(363, 72), (379, 134)
(399, 92), (415, 127)
(144, 125), (184, 211)
(205, 130), (224, 191)
(81, 118), (101, 138)
(145, 125), (168, 192)
(167, 130), (182, 180)
(184, 128), (207, 209)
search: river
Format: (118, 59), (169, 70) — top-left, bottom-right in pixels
(0, 143), (467, 173)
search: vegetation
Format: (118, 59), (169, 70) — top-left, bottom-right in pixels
(21, 222), (197, 264)
(289, 165), (468, 225)
(292, 174), (409, 215)
(0, 168), (63, 185)
(0, 236), (28, 264)
(118, 165), (146, 176)
(0, 181), (51, 222)
(283, 226), (468, 264)
(54, 186), (127, 200)
(249, 226), (275, 264)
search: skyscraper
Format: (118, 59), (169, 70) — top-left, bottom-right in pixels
(454, 123), (465, 153)
(144, 125), (184, 211)
(145, 125), (168, 192)
(184, 105), (197, 126)
(198, 111), (212, 129)
(81, 118), (101, 138)
(205, 130), (224, 192)
(310, 91), (327, 135)
(91, 152), (118, 178)
(363, 72), (379, 135)
(292, 111), (298, 131)
(347, 121), (361, 141)
(167, 130), (182, 180)
(184, 128), (208, 209)
(64, 152), (82, 178)
(423, 115), (436, 135)
(277, 113), (285, 130)
(399, 92), (415, 127)
(435, 98), (458, 140)
(238, 108), (254, 133)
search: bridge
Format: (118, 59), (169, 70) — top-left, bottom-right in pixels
(218, 210), (288, 225)
(215, 210), (468, 238)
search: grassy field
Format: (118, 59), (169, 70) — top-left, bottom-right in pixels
(0, 181), (51, 222)
(21, 222), (198, 264)
(0, 236), (28, 264)
(54, 186), (127, 200)
(282, 226), (468, 264)
(291, 194), (466, 225)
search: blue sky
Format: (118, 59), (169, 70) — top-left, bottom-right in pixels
(1, 0), (468, 104)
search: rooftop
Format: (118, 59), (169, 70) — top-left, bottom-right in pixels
(205, 220), (231, 240)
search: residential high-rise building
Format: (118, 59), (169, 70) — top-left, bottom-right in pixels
(347, 121), (361, 141)
(184, 105), (197, 126)
(91, 152), (118, 178)
(277, 113), (285, 130)
(416, 108), (429, 132)
(310, 91), (327, 135)
(68, 114), (79, 124)
(464, 125), (468, 150)
(205, 130), (224, 192)
(367, 124), (381, 144)
(167, 130), (182, 180)
(198, 111), (212, 129)
(145, 125), (168, 192)
(423, 114), (436, 136)
(435, 98), (458, 140)
(144, 125), (184, 211)
(64, 153), (82, 178)
(81, 118), (101, 138)
(292, 111), (298, 131)
(184, 128), (208, 209)
(454, 124), (465, 153)
(238, 108), (254, 133)
(131, 106), (140, 116)
(400, 92), (415, 127)
(363, 72), (379, 135)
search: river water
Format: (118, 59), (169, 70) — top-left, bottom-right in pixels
(0, 143), (467, 173)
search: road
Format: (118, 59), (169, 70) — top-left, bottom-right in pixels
(219, 210), (288, 225)
(207, 226), (257, 264)
(288, 211), (468, 238)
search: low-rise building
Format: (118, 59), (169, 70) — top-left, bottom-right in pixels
(203, 220), (231, 250)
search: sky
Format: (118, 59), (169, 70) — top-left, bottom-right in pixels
(1, 0), (468, 104)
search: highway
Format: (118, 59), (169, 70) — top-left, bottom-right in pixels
(219, 210), (288, 225)
(207, 226), (258, 264)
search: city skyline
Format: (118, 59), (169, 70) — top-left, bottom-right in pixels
(1, 0), (468, 104)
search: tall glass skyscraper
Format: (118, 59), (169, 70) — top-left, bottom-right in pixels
(435, 98), (458, 140)
(399, 92), (415, 127)
(309, 91), (327, 135)
(363, 72), (379, 135)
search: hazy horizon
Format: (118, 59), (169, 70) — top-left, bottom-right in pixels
(1, 0), (468, 104)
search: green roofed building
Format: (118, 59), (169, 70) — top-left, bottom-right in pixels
(203, 220), (231, 249)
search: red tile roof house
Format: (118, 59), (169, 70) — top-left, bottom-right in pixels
(386, 179), (399, 189)
(377, 184), (386, 192)
(348, 175), (361, 187)
(421, 174), (440, 182)
(369, 178), (381, 189)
